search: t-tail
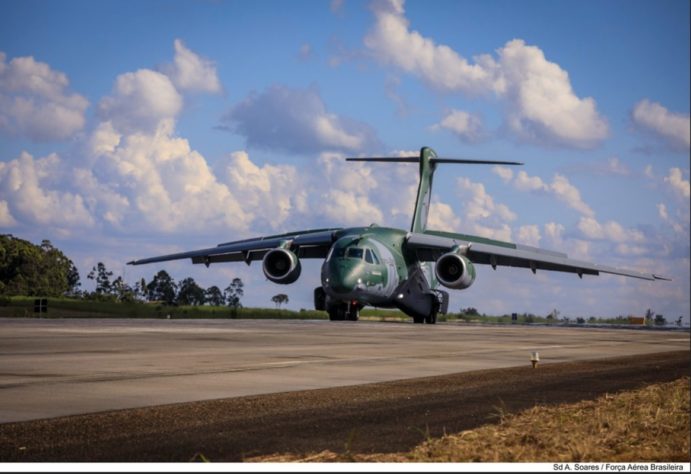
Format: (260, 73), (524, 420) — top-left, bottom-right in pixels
(347, 147), (523, 233)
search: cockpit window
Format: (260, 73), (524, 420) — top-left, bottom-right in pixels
(365, 248), (380, 264)
(346, 247), (364, 259)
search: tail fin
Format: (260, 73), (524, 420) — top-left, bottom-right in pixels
(347, 147), (522, 233)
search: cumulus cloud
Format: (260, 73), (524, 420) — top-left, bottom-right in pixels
(0, 152), (94, 229)
(632, 99), (690, 150)
(452, 176), (516, 241)
(431, 109), (485, 143)
(550, 174), (594, 217)
(0, 200), (17, 227)
(427, 201), (461, 232)
(364, 0), (608, 148)
(222, 85), (380, 154)
(164, 39), (222, 94)
(0, 52), (89, 141)
(90, 118), (249, 233)
(664, 167), (690, 200)
(223, 151), (307, 229)
(498, 39), (608, 148)
(577, 216), (645, 243)
(492, 165), (514, 183)
(98, 69), (182, 134)
(516, 224), (541, 247)
(504, 169), (593, 217)
(365, 0), (496, 93)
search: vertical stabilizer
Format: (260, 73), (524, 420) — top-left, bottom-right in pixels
(346, 148), (522, 233)
(410, 147), (437, 233)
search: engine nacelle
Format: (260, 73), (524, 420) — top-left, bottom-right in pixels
(262, 248), (302, 284)
(435, 252), (476, 290)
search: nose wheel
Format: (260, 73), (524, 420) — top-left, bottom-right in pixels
(327, 302), (360, 321)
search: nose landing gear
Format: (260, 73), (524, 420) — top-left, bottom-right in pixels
(327, 301), (360, 321)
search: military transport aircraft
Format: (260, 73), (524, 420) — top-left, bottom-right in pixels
(128, 147), (667, 324)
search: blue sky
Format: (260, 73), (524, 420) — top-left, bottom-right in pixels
(1, 0), (689, 323)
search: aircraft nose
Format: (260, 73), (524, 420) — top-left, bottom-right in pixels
(328, 263), (363, 294)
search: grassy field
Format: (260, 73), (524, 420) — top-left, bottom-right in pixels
(249, 376), (691, 462)
(0, 296), (678, 327)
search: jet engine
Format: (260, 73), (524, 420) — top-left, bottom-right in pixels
(435, 252), (476, 289)
(262, 248), (302, 284)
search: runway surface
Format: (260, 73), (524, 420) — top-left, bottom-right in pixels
(0, 318), (688, 423)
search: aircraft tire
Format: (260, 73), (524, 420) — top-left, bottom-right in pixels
(328, 304), (347, 321)
(346, 307), (359, 321)
(424, 312), (437, 324)
(413, 315), (425, 324)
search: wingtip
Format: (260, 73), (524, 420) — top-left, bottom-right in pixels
(653, 274), (672, 281)
(127, 260), (136, 265)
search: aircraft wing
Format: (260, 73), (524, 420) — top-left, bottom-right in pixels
(128, 228), (342, 267)
(406, 230), (668, 281)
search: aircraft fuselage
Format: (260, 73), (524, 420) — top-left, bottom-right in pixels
(319, 226), (444, 322)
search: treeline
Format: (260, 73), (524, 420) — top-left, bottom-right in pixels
(0, 235), (244, 308)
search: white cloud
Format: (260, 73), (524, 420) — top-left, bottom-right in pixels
(516, 224), (541, 247)
(577, 216), (645, 243)
(365, 0), (496, 94)
(497, 39), (608, 148)
(550, 174), (594, 217)
(91, 119), (249, 233)
(364, 1), (608, 148)
(164, 39), (222, 94)
(0, 151), (94, 229)
(98, 69), (182, 134)
(514, 170), (548, 192)
(505, 170), (593, 217)
(664, 167), (690, 200)
(432, 109), (485, 143)
(427, 201), (461, 232)
(0, 200), (17, 227)
(632, 99), (690, 150)
(224, 151), (307, 229)
(0, 52), (89, 141)
(223, 85), (380, 154)
(492, 166), (514, 183)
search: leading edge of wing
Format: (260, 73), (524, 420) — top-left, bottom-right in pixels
(406, 231), (668, 282)
(127, 228), (342, 266)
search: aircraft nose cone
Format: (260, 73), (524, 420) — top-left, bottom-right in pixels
(328, 263), (361, 294)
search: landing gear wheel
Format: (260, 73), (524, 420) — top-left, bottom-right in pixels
(424, 312), (437, 324)
(413, 315), (425, 324)
(328, 304), (347, 321)
(346, 304), (359, 321)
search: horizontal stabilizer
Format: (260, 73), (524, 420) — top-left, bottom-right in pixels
(346, 157), (523, 166)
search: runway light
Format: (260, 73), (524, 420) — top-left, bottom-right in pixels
(530, 351), (540, 368)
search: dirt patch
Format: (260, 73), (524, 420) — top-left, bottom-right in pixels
(0, 350), (688, 462)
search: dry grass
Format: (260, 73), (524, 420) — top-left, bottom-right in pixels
(247, 377), (690, 463)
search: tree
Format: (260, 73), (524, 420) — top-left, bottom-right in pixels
(66, 259), (81, 296)
(135, 277), (148, 301)
(205, 285), (225, 306)
(112, 276), (136, 303)
(87, 262), (113, 297)
(272, 293), (289, 309)
(224, 278), (244, 317)
(0, 235), (74, 296)
(146, 270), (177, 304)
(176, 277), (206, 306)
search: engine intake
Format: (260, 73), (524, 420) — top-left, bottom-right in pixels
(262, 248), (302, 284)
(435, 252), (476, 289)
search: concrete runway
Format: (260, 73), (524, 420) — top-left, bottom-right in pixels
(0, 318), (688, 423)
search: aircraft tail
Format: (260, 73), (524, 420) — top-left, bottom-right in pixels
(347, 147), (522, 233)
